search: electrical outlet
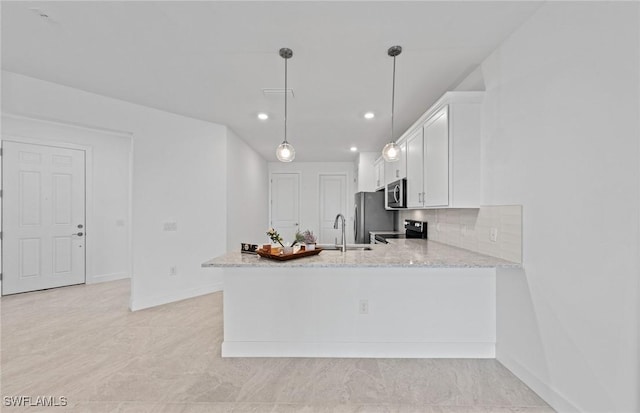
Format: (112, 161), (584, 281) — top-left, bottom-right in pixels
(490, 228), (498, 243)
(169, 266), (177, 276)
(359, 299), (369, 315)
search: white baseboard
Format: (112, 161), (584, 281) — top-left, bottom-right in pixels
(129, 282), (223, 311)
(498, 353), (580, 413)
(88, 272), (129, 284)
(0, 274), (128, 294)
(222, 341), (495, 358)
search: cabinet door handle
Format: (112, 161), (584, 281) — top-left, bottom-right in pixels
(396, 170), (399, 178)
(418, 192), (422, 203)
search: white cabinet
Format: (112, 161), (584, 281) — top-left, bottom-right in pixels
(400, 92), (482, 209)
(423, 107), (449, 207)
(384, 140), (407, 185)
(406, 108), (449, 208)
(374, 157), (385, 190)
(406, 129), (424, 208)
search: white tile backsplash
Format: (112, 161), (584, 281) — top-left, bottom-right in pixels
(397, 205), (522, 263)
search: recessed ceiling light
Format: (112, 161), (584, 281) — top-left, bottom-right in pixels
(257, 113), (269, 120)
(364, 112), (375, 120)
(350, 146), (358, 152)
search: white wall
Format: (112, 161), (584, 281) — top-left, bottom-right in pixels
(226, 128), (269, 251)
(268, 162), (356, 244)
(476, 3), (639, 412)
(2, 71), (229, 310)
(1, 114), (131, 284)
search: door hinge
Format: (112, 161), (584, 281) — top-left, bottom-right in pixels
(0, 231), (3, 240)
(0, 273), (2, 281)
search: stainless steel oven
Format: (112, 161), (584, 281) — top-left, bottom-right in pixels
(387, 179), (406, 208)
(374, 220), (427, 244)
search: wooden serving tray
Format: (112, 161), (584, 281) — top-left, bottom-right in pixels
(256, 248), (323, 261)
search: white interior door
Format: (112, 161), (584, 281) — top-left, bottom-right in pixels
(270, 173), (300, 245)
(318, 174), (346, 244)
(2, 141), (86, 295)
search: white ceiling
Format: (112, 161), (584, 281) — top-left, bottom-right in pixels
(2, 1), (542, 162)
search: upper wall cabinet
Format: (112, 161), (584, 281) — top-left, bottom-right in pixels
(402, 92), (482, 209)
(406, 129), (424, 208)
(384, 140), (407, 186)
(374, 157), (385, 191)
(356, 152), (378, 192)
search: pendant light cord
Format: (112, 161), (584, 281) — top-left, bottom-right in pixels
(391, 54), (396, 141)
(284, 56), (288, 144)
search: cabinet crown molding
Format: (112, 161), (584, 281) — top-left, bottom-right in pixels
(396, 91), (484, 144)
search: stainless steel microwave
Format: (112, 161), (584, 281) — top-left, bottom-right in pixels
(387, 179), (407, 208)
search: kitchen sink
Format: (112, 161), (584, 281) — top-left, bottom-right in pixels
(318, 244), (374, 251)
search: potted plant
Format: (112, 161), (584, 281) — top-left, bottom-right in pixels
(302, 230), (317, 251)
(293, 231), (306, 252)
(293, 231), (305, 245)
(266, 228), (285, 254)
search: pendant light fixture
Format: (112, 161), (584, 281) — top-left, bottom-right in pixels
(382, 45), (402, 162)
(276, 47), (295, 162)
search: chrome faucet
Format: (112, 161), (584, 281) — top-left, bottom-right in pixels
(333, 213), (347, 252)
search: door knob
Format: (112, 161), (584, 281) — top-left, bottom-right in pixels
(73, 232), (84, 237)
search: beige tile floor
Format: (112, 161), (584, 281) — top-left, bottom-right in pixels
(1, 279), (554, 413)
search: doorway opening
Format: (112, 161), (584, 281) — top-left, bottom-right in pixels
(1, 114), (133, 295)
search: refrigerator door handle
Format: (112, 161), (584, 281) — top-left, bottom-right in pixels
(354, 203), (358, 242)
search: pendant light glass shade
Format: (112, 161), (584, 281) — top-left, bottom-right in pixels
(382, 141), (400, 162)
(276, 141), (295, 162)
(277, 47), (295, 162)
(382, 45), (402, 163)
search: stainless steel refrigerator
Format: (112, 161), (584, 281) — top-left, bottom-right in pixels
(354, 191), (397, 244)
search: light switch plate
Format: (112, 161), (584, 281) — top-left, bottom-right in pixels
(163, 222), (178, 232)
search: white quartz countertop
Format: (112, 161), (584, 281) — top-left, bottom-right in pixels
(202, 239), (520, 269)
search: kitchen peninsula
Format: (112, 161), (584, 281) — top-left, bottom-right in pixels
(203, 239), (517, 359)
